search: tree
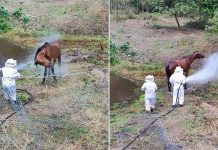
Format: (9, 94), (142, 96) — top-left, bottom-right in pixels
(162, 0), (218, 28)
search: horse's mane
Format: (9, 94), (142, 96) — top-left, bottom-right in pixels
(34, 42), (49, 65)
(181, 51), (199, 58)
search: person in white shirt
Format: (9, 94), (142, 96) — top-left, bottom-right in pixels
(141, 75), (157, 113)
(169, 66), (186, 107)
(2, 58), (20, 104)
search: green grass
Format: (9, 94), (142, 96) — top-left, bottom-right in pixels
(50, 123), (88, 144)
(185, 106), (205, 134)
(156, 91), (166, 106)
(82, 73), (96, 84)
(119, 126), (138, 134)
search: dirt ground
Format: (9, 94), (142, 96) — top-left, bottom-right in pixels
(1, 0), (108, 35)
(110, 14), (218, 150)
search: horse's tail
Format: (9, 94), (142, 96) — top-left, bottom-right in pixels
(58, 54), (61, 67)
(165, 65), (171, 78)
(165, 64), (172, 92)
(34, 53), (38, 66)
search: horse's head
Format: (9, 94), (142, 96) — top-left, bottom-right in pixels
(34, 42), (50, 66)
(192, 51), (205, 59)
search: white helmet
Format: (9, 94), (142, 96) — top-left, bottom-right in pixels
(175, 66), (183, 73)
(145, 75), (154, 82)
(5, 58), (17, 67)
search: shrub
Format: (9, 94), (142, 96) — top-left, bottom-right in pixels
(110, 41), (120, 66)
(128, 49), (137, 58)
(12, 8), (23, 19)
(0, 18), (12, 33)
(185, 19), (208, 30)
(206, 9), (218, 33)
(119, 42), (130, 53)
(23, 16), (30, 24)
(152, 23), (162, 29)
(0, 6), (9, 19)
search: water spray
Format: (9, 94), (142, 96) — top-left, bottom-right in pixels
(38, 33), (61, 46)
(186, 52), (218, 85)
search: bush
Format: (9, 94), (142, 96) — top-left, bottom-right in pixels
(12, 8), (23, 19)
(23, 16), (30, 24)
(0, 6), (9, 19)
(128, 49), (137, 58)
(206, 9), (218, 33)
(185, 19), (208, 30)
(141, 61), (164, 72)
(119, 42), (130, 53)
(152, 23), (162, 29)
(0, 18), (12, 33)
(110, 41), (120, 66)
(0, 6), (11, 32)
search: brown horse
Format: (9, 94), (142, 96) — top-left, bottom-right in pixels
(166, 51), (204, 92)
(34, 42), (61, 84)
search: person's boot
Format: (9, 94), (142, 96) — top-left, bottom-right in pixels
(151, 108), (154, 113)
(145, 110), (151, 114)
(179, 104), (184, 107)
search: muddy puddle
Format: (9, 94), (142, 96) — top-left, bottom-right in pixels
(110, 74), (140, 106)
(0, 38), (33, 69)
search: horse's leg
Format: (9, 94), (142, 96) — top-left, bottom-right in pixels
(165, 65), (172, 92)
(184, 71), (188, 89)
(42, 67), (47, 84)
(51, 65), (57, 82)
(48, 68), (51, 76)
(58, 55), (62, 78)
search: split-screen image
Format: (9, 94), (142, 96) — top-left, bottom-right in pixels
(0, 0), (217, 149)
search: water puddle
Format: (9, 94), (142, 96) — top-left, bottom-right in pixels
(110, 74), (140, 106)
(0, 38), (33, 69)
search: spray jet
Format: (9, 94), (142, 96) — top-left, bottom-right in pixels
(186, 52), (218, 85)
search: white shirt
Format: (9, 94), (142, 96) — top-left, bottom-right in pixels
(2, 66), (20, 86)
(141, 81), (157, 97)
(169, 72), (186, 89)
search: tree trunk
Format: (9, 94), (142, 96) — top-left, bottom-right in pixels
(137, 0), (139, 14)
(110, 0), (112, 14)
(116, 3), (118, 20)
(174, 12), (181, 28)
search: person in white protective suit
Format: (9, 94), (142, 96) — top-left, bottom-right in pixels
(2, 58), (20, 104)
(141, 75), (157, 113)
(169, 66), (186, 107)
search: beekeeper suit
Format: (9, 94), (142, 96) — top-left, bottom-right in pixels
(169, 66), (186, 107)
(141, 75), (157, 112)
(2, 58), (20, 102)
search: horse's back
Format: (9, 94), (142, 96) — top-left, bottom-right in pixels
(49, 42), (61, 57)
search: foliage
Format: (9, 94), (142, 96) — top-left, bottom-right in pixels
(12, 8), (23, 19)
(128, 0), (164, 13)
(0, 6), (9, 19)
(206, 9), (218, 32)
(128, 49), (137, 58)
(120, 42), (130, 53)
(112, 0), (218, 30)
(0, 6), (11, 33)
(22, 16), (30, 24)
(0, 18), (12, 33)
(185, 19), (209, 30)
(82, 73), (96, 84)
(152, 23), (162, 29)
(0, 6), (30, 33)
(110, 41), (120, 66)
(141, 61), (164, 71)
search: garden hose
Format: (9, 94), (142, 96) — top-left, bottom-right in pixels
(0, 88), (33, 125)
(122, 81), (184, 150)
